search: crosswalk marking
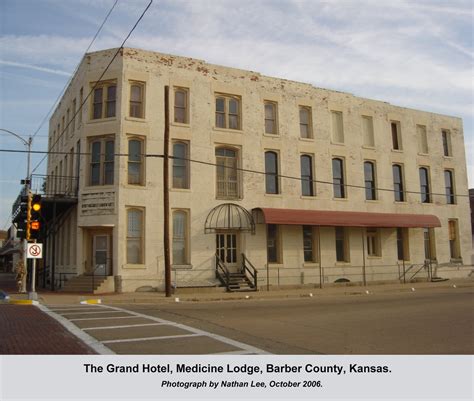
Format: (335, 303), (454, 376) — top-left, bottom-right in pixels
(83, 323), (165, 331)
(102, 333), (202, 344)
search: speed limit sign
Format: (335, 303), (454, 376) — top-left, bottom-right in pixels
(27, 243), (43, 259)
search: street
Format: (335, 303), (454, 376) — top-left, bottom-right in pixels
(39, 286), (474, 355)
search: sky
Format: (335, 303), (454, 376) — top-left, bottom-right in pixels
(0, 0), (473, 229)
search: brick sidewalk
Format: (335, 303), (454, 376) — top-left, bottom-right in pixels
(0, 304), (95, 354)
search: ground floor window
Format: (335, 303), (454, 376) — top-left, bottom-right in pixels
(172, 210), (189, 265)
(303, 225), (319, 263)
(335, 227), (349, 262)
(423, 228), (436, 261)
(448, 220), (460, 260)
(127, 208), (143, 264)
(267, 224), (280, 263)
(366, 228), (381, 257)
(397, 228), (409, 261)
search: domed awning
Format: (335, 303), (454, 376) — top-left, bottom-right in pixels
(204, 203), (255, 234)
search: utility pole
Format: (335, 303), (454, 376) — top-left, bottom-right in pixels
(163, 86), (171, 297)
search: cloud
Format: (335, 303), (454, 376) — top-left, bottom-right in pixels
(0, 60), (71, 76)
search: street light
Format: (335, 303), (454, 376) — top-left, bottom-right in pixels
(0, 128), (34, 298)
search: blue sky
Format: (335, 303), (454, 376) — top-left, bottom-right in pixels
(0, 0), (473, 228)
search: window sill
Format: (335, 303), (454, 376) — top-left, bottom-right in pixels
(87, 117), (116, 124)
(303, 262), (319, 268)
(172, 264), (193, 270)
(367, 255), (382, 259)
(216, 196), (242, 201)
(393, 201), (407, 204)
(123, 264), (146, 269)
(335, 261), (351, 266)
(299, 137), (314, 142)
(300, 195), (317, 200)
(443, 155), (454, 159)
(267, 263), (284, 268)
(330, 141), (345, 146)
(417, 152), (429, 156)
(125, 116), (146, 123)
(391, 149), (404, 153)
(171, 122), (191, 128)
(264, 193), (283, 198)
(263, 133), (280, 138)
(450, 258), (463, 264)
(83, 185), (115, 190)
(332, 197), (348, 201)
(170, 188), (191, 193)
(212, 127), (242, 134)
(365, 199), (379, 203)
(362, 145), (376, 150)
(420, 201), (433, 205)
(124, 184), (147, 190)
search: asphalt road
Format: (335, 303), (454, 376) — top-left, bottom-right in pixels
(118, 287), (474, 354)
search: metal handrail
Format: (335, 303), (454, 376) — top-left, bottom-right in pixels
(215, 254), (230, 291)
(241, 253), (258, 290)
(91, 259), (111, 293)
(57, 272), (77, 289)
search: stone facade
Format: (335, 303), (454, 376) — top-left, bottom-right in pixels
(45, 47), (472, 292)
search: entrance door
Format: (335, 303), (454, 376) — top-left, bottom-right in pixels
(216, 233), (239, 270)
(92, 234), (111, 275)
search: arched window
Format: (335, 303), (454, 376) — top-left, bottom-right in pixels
(364, 161), (376, 200)
(130, 83), (144, 118)
(299, 106), (312, 138)
(172, 210), (188, 265)
(172, 142), (189, 189)
(216, 147), (239, 199)
(128, 138), (144, 185)
(300, 155), (314, 196)
(265, 151), (279, 194)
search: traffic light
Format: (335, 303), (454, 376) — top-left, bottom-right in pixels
(15, 194), (29, 239)
(29, 194), (42, 240)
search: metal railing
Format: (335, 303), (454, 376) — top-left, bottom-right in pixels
(30, 174), (79, 197)
(57, 272), (77, 289)
(215, 254), (230, 291)
(241, 253), (258, 290)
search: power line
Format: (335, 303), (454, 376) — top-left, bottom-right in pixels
(30, 0), (153, 176)
(1, 147), (469, 198)
(30, 0), (119, 142)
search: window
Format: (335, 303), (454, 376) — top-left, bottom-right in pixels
(417, 125), (428, 154)
(72, 99), (76, 132)
(303, 226), (319, 263)
(92, 82), (116, 119)
(331, 111), (344, 143)
(127, 208), (143, 264)
(442, 129), (452, 156)
(130, 82), (144, 118)
(174, 88), (189, 124)
(391, 121), (402, 150)
(419, 167), (431, 203)
(362, 115), (375, 147)
(264, 101), (278, 135)
(364, 161), (376, 200)
(332, 158), (345, 198)
(89, 137), (114, 186)
(172, 142), (189, 189)
(299, 106), (312, 138)
(265, 151), (279, 194)
(445, 170), (455, 204)
(423, 228), (436, 261)
(216, 94), (241, 130)
(173, 210), (189, 265)
(128, 138), (144, 185)
(448, 220), (460, 259)
(66, 108), (70, 136)
(267, 224), (280, 263)
(300, 155), (315, 196)
(79, 87), (83, 124)
(396, 228), (409, 261)
(216, 147), (239, 199)
(392, 164), (405, 202)
(335, 227), (349, 262)
(366, 228), (381, 257)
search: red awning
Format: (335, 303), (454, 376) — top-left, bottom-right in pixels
(253, 208), (441, 228)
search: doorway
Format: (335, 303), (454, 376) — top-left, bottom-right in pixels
(89, 231), (112, 276)
(216, 232), (239, 270)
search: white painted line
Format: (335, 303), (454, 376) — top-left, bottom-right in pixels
(59, 310), (124, 316)
(211, 350), (257, 355)
(97, 304), (270, 354)
(84, 323), (166, 331)
(37, 304), (115, 355)
(102, 333), (202, 344)
(49, 308), (108, 312)
(70, 316), (138, 322)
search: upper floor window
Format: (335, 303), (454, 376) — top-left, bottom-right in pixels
(444, 170), (455, 204)
(92, 82), (116, 119)
(417, 125), (428, 154)
(391, 121), (402, 150)
(128, 138), (144, 185)
(216, 94), (241, 130)
(79, 87), (83, 124)
(130, 82), (144, 118)
(331, 110), (344, 143)
(332, 158), (345, 198)
(419, 167), (431, 203)
(264, 101), (278, 135)
(362, 115), (375, 147)
(174, 87), (189, 124)
(301, 154), (315, 196)
(172, 142), (189, 189)
(265, 151), (279, 194)
(216, 147), (239, 199)
(392, 164), (405, 202)
(72, 99), (76, 132)
(299, 106), (312, 138)
(364, 161), (376, 200)
(89, 137), (114, 186)
(127, 208), (143, 264)
(442, 129), (452, 156)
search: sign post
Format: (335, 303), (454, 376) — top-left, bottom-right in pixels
(27, 243), (42, 300)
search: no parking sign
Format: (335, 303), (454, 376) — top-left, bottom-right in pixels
(27, 243), (43, 259)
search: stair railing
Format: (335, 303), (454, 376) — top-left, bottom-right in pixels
(241, 253), (258, 290)
(215, 253), (230, 291)
(91, 258), (111, 293)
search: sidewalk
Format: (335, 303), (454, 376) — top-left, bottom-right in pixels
(8, 277), (474, 305)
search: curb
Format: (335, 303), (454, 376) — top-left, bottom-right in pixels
(8, 299), (39, 305)
(80, 299), (102, 305)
